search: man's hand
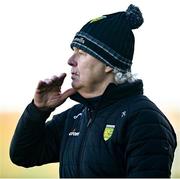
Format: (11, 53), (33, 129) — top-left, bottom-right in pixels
(34, 73), (76, 110)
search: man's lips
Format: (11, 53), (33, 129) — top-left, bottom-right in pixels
(71, 72), (79, 79)
(71, 69), (79, 75)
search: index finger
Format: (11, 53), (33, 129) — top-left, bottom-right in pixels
(55, 73), (67, 87)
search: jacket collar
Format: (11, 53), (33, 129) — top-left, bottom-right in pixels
(70, 80), (143, 109)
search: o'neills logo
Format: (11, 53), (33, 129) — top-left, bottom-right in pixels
(74, 37), (85, 44)
(69, 131), (80, 136)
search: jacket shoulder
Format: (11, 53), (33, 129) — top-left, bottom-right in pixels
(129, 95), (161, 113)
(127, 95), (174, 130)
(122, 96), (177, 177)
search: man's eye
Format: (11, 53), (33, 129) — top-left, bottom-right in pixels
(78, 50), (86, 55)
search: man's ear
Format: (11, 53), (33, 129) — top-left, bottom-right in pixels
(105, 66), (113, 73)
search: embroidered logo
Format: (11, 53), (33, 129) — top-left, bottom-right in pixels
(121, 111), (126, 118)
(74, 37), (85, 44)
(90, 15), (107, 23)
(69, 131), (80, 136)
(69, 128), (80, 136)
(73, 112), (82, 119)
(103, 124), (115, 141)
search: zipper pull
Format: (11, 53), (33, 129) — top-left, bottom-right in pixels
(87, 108), (93, 127)
(87, 117), (92, 127)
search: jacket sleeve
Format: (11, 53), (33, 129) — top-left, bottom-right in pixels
(125, 109), (177, 178)
(9, 101), (70, 168)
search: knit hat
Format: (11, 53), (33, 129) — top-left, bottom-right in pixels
(70, 4), (144, 73)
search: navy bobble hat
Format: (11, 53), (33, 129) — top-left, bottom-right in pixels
(71, 4), (144, 73)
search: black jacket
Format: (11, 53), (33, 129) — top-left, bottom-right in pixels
(10, 80), (177, 177)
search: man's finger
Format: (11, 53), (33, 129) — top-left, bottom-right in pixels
(36, 80), (47, 90)
(51, 75), (62, 86)
(56, 73), (67, 87)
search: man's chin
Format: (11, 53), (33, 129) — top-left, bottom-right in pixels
(71, 81), (81, 90)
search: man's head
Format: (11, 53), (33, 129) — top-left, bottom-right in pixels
(68, 4), (144, 97)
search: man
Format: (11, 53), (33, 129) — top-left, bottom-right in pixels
(10, 4), (177, 178)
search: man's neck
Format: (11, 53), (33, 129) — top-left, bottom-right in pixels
(78, 81), (114, 98)
(78, 89), (104, 98)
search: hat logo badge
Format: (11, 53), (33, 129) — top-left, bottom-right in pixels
(90, 15), (107, 23)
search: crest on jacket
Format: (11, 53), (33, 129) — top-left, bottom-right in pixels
(103, 124), (115, 141)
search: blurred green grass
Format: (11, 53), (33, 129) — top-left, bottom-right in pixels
(0, 110), (179, 178)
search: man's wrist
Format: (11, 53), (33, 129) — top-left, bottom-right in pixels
(32, 100), (55, 112)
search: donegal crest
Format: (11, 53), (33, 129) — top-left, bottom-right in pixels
(103, 124), (115, 141)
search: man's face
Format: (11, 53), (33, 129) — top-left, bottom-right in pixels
(68, 48), (108, 92)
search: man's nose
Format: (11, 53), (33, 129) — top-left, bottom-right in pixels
(68, 54), (77, 66)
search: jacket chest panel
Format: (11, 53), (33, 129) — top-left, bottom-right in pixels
(62, 105), (127, 177)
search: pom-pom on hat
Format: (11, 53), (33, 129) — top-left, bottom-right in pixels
(71, 4), (144, 73)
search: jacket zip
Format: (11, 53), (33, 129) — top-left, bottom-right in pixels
(77, 107), (94, 177)
(87, 108), (94, 127)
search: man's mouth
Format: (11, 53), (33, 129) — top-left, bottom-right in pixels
(71, 69), (79, 75)
(71, 72), (79, 80)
